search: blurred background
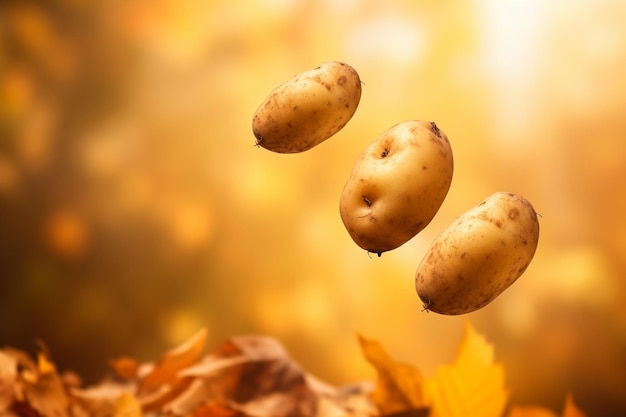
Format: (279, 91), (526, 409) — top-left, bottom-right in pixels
(1, 0), (625, 415)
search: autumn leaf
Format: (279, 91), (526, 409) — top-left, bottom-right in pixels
(109, 357), (139, 381)
(113, 392), (142, 417)
(425, 323), (508, 417)
(357, 333), (429, 416)
(191, 402), (240, 417)
(0, 352), (17, 412)
(562, 395), (587, 417)
(507, 406), (558, 417)
(506, 394), (588, 417)
(20, 352), (70, 417)
(0, 327), (590, 417)
(170, 335), (319, 417)
(139, 327), (208, 393)
(71, 381), (135, 417)
(138, 327), (208, 412)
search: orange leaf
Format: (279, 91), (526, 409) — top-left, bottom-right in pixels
(37, 352), (55, 375)
(139, 328), (207, 394)
(426, 323), (508, 417)
(562, 395), (587, 417)
(507, 406), (557, 417)
(137, 328), (207, 413)
(110, 357), (139, 381)
(114, 392), (142, 417)
(506, 395), (588, 417)
(71, 381), (134, 416)
(0, 351), (18, 411)
(357, 333), (428, 416)
(22, 353), (69, 417)
(192, 402), (240, 417)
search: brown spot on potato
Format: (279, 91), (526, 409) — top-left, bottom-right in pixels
(508, 208), (520, 220)
(430, 121), (441, 138)
(337, 75), (347, 85)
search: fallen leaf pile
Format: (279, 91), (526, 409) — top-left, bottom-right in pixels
(0, 325), (587, 417)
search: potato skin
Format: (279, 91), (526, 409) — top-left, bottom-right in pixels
(252, 61), (362, 153)
(339, 120), (454, 255)
(415, 192), (540, 315)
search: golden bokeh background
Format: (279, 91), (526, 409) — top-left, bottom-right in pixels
(1, 0), (625, 415)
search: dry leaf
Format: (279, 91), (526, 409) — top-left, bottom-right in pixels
(313, 381), (377, 417)
(113, 392), (142, 417)
(139, 328), (208, 393)
(425, 323), (508, 417)
(182, 335), (318, 417)
(20, 352), (70, 417)
(162, 377), (217, 416)
(109, 357), (139, 381)
(0, 327), (591, 417)
(357, 334), (428, 416)
(0, 352), (17, 411)
(138, 328), (207, 412)
(506, 395), (588, 417)
(191, 402), (240, 417)
(71, 381), (135, 417)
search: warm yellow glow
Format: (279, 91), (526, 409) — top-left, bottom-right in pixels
(1, 1), (625, 415)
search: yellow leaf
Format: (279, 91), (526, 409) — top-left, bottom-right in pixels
(426, 323), (508, 417)
(357, 333), (428, 415)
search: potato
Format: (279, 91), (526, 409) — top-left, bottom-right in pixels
(339, 120), (454, 255)
(415, 192), (540, 315)
(252, 61), (362, 153)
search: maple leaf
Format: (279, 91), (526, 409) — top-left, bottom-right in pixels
(425, 323), (508, 417)
(357, 333), (429, 416)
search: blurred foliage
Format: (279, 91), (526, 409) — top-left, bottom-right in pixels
(1, 0), (626, 416)
(0, 325), (588, 417)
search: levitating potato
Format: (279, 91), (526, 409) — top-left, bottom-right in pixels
(415, 192), (540, 315)
(252, 61), (362, 153)
(339, 120), (454, 255)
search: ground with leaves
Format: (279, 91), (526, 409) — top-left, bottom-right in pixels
(0, 325), (586, 417)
